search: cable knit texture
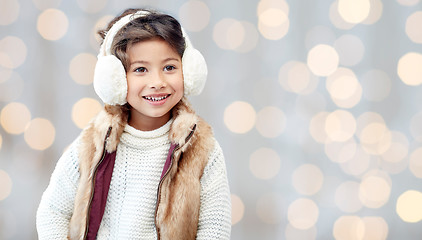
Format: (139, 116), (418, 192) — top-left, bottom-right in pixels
(36, 117), (231, 239)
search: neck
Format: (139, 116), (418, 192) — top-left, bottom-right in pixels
(128, 110), (171, 131)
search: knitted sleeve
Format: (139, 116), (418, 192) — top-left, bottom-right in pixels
(196, 139), (232, 239)
(36, 138), (80, 239)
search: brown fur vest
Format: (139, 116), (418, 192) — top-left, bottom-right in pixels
(67, 98), (214, 240)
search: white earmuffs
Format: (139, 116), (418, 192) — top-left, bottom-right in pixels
(93, 10), (207, 106)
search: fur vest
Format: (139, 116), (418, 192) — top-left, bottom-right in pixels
(67, 97), (215, 240)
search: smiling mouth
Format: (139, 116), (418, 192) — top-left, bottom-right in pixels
(142, 94), (170, 102)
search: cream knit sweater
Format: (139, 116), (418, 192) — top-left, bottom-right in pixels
(36, 120), (231, 239)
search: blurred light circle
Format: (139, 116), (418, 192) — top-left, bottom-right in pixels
(179, 0), (210, 32)
(338, 0), (371, 24)
(280, 61), (318, 94)
(325, 110), (356, 142)
(256, 192), (284, 224)
(0, 170), (12, 201)
(359, 123), (388, 144)
(24, 118), (56, 150)
(381, 131), (409, 163)
(334, 34), (365, 66)
(32, 0), (61, 10)
(335, 181), (363, 213)
(356, 113), (395, 156)
(76, 0), (106, 13)
(37, 9), (69, 41)
(224, 101), (256, 134)
(329, 1), (356, 30)
(359, 176), (391, 208)
(287, 198), (319, 230)
(213, 18), (245, 50)
(361, 217), (389, 240)
(363, 169), (392, 187)
(235, 21), (259, 53)
(292, 164), (324, 195)
(0, 0), (19, 25)
(406, 11), (422, 44)
(72, 98), (102, 129)
(258, 9), (289, 40)
(328, 75), (359, 100)
(397, 0), (420, 6)
(410, 112), (422, 141)
(333, 216), (365, 240)
(356, 112), (386, 136)
(255, 106), (286, 138)
(259, 8), (286, 27)
(0, 71), (24, 102)
(257, 0), (289, 16)
(309, 112), (329, 143)
(362, 0), (383, 25)
(396, 190), (422, 223)
(325, 138), (357, 163)
(249, 148), (281, 180)
(409, 147), (422, 178)
(398, 52), (422, 86)
(361, 69), (391, 102)
(0, 102), (31, 135)
(285, 224), (317, 240)
(0, 36), (27, 69)
(231, 194), (245, 225)
(69, 53), (97, 85)
(340, 146), (371, 176)
(326, 68), (362, 108)
(307, 44), (339, 77)
(359, 122), (392, 155)
(305, 25), (336, 50)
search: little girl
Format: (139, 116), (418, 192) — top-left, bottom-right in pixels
(36, 8), (231, 240)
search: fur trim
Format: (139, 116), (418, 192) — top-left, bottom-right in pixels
(68, 105), (127, 239)
(156, 116), (214, 240)
(68, 98), (214, 240)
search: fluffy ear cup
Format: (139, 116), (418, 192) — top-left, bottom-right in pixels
(182, 31), (207, 96)
(93, 10), (208, 106)
(93, 55), (127, 105)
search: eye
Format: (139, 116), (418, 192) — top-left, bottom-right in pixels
(164, 65), (176, 72)
(134, 67), (147, 73)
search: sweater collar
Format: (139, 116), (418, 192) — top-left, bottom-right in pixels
(96, 97), (199, 153)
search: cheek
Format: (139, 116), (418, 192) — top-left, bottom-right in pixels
(179, 74), (185, 92)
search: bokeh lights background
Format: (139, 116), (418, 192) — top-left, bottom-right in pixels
(1, 0), (422, 239)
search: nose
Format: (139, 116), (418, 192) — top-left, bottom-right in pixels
(149, 71), (166, 89)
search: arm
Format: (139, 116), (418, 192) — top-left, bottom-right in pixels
(196, 140), (232, 240)
(36, 139), (80, 239)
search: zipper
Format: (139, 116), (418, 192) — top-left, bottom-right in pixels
(154, 124), (196, 240)
(83, 126), (112, 240)
(154, 144), (179, 240)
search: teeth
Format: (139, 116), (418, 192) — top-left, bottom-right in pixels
(145, 95), (168, 101)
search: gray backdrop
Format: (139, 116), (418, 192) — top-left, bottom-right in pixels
(1, 0), (422, 239)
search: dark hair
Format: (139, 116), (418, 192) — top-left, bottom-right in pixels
(98, 8), (186, 71)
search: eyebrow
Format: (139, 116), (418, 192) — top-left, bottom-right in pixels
(130, 57), (180, 65)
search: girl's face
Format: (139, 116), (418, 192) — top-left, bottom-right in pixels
(126, 38), (184, 131)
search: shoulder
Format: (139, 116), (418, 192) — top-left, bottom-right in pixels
(205, 138), (225, 168)
(201, 138), (227, 183)
(50, 137), (82, 185)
